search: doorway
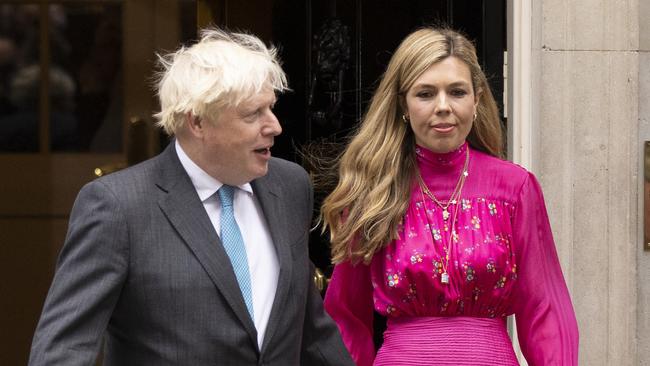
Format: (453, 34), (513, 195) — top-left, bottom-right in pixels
(202, 0), (506, 283)
(202, 0), (507, 349)
(0, 1), (196, 364)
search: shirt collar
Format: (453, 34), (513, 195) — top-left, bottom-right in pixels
(415, 141), (468, 167)
(175, 140), (254, 202)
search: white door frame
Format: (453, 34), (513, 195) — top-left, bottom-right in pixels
(506, 0), (535, 364)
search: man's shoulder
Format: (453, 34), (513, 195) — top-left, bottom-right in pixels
(98, 155), (161, 185)
(267, 157), (309, 181)
(269, 157), (306, 173)
(258, 157), (311, 197)
(82, 152), (171, 201)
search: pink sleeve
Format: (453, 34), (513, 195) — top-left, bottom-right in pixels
(324, 261), (375, 366)
(511, 173), (579, 365)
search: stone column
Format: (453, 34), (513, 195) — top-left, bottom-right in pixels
(637, 0), (650, 364)
(534, 0), (642, 364)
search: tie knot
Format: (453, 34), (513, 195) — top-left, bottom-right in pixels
(218, 185), (235, 208)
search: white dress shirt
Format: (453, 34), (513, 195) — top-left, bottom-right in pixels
(175, 140), (279, 347)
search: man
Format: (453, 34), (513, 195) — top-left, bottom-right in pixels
(29, 28), (354, 366)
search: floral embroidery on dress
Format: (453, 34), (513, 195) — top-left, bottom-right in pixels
(410, 252), (424, 264)
(510, 264), (518, 280)
(494, 233), (511, 248)
(402, 283), (417, 302)
(483, 234), (493, 245)
(471, 216), (481, 229)
(443, 222), (450, 232)
(432, 259), (444, 277)
(456, 298), (465, 314)
(451, 230), (459, 243)
(486, 306), (496, 318)
(463, 262), (475, 281)
(472, 286), (482, 302)
(387, 272), (401, 287)
(486, 259), (497, 273)
(488, 202), (497, 215)
(439, 295), (449, 313)
(407, 228), (417, 238)
(371, 179), (519, 320)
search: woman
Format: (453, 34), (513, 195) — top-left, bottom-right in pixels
(322, 28), (578, 365)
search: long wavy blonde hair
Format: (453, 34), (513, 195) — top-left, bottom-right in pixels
(322, 27), (503, 264)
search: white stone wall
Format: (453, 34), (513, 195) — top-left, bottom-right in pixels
(637, 0), (650, 364)
(532, 0), (644, 364)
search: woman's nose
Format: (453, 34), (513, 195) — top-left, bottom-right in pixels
(434, 94), (451, 113)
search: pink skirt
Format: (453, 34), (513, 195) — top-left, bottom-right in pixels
(374, 316), (519, 366)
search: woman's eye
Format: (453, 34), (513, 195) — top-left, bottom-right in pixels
(451, 89), (468, 97)
(416, 91), (433, 98)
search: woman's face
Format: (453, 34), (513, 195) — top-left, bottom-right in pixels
(404, 56), (478, 153)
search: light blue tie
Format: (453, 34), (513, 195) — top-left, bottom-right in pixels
(218, 185), (254, 320)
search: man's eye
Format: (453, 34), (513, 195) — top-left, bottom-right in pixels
(242, 110), (260, 122)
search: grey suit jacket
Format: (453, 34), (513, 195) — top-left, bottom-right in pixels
(29, 143), (354, 366)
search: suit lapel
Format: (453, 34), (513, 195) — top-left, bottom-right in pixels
(251, 175), (293, 352)
(155, 144), (258, 347)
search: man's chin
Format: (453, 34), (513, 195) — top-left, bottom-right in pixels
(248, 163), (269, 181)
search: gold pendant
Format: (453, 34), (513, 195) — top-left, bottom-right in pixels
(441, 272), (450, 284)
(442, 209), (450, 221)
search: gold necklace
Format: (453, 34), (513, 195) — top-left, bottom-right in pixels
(416, 147), (470, 285)
(416, 147), (470, 221)
(419, 190), (461, 284)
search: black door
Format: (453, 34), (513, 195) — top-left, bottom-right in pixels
(202, 0), (506, 349)
(204, 0), (506, 274)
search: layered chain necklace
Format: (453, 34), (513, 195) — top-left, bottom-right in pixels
(415, 147), (470, 284)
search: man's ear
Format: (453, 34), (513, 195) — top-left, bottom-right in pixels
(185, 113), (203, 137)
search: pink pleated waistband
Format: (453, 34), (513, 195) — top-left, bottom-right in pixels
(374, 316), (519, 366)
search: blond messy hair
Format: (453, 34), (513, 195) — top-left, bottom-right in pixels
(322, 28), (503, 264)
(153, 27), (288, 135)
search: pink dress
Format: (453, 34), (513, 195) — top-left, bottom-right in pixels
(324, 143), (579, 366)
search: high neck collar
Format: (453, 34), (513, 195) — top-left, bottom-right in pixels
(415, 142), (468, 168)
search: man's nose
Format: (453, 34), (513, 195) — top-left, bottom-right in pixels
(263, 111), (282, 136)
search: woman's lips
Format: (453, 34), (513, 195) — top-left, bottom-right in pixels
(432, 124), (455, 133)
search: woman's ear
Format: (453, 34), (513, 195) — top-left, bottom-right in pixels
(398, 94), (408, 117)
(473, 88), (482, 110)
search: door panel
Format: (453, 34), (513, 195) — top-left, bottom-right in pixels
(0, 154), (120, 215)
(0, 1), (196, 364)
(0, 218), (68, 363)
